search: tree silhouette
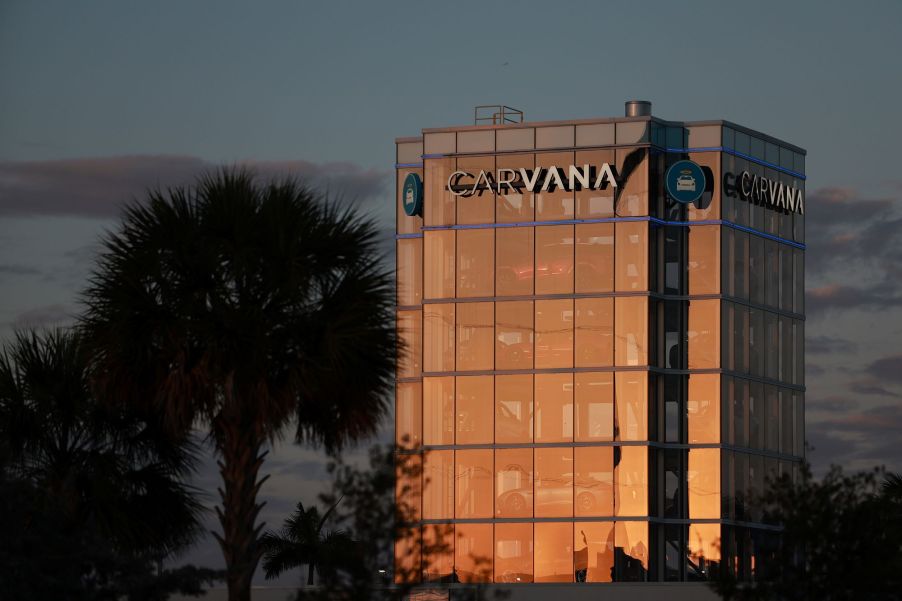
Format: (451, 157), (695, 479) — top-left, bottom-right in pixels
(80, 169), (397, 601)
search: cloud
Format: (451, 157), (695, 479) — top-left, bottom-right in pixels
(12, 303), (73, 327)
(0, 264), (41, 277)
(807, 335), (857, 355)
(0, 155), (391, 218)
(866, 354), (902, 386)
(808, 402), (902, 472)
(807, 283), (902, 316)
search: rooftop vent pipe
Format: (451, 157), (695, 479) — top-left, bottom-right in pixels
(625, 100), (652, 117)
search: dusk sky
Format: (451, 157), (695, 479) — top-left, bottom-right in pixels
(2, 0), (902, 583)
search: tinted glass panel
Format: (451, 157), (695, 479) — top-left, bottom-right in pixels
(494, 523), (534, 583)
(535, 299), (574, 369)
(496, 448), (533, 518)
(457, 229), (494, 297)
(455, 449), (493, 518)
(496, 227), (535, 296)
(457, 302), (494, 371)
(575, 372), (614, 441)
(575, 297), (613, 367)
(535, 373), (574, 443)
(424, 230), (455, 299)
(575, 222), (614, 293)
(496, 375), (533, 443)
(456, 375), (493, 444)
(535, 522), (574, 582)
(536, 224), (574, 294)
(575, 446), (614, 516)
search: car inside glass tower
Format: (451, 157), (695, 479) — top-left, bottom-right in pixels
(393, 103), (805, 588)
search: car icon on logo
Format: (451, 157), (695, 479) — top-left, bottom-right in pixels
(676, 171), (696, 192)
(405, 186), (414, 206)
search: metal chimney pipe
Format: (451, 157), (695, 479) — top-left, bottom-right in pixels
(625, 100), (652, 117)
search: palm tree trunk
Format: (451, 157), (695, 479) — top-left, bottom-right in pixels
(212, 412), (268, 601)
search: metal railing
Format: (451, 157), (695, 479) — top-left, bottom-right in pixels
(474, 105), (524, 126)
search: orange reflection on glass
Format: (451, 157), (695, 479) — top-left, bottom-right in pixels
(495, 375), (533, 443)
(574, 522), (613, 582)
(575, 446), (614, 516)
(536, 225), (574, 294)
(614, 296), (647, 366)
(397, 310), (422, 378)
(688, 225), (721, 295)
(615, 148), (648, 217)
(688, 523), (722, 575)
(422, 376), (453, 445)
(396, 382), (421, 449)
(615, 221), (648, 291)
(494, 522), (534, 583)
(456, 302), (494, 371)
(535, 373), (573, 443)
(535, 299), (573, 369)
(535, 522), (573, 582)
(397, 238), (423, 306)
(688, 299), (721, 369)
(614, 521), (649, 577)
(688, 374), (720, 443)
(687, 151), (720, 221)
(423, 523), (454, 583)
(423, 303), (453, 373)
(535, 447), (573, 518)
(497, 154), (535, 223)
(615, 372), (647, 441)
(688, 448), (721, 519)
(495, 448), (533, 518)
(455, 523), (493, 583)
(496, 227), (534, 296)
(575, 372), (613, 441)
(455, 375), (493, 444)
(395, 452), (421, 523)
(456, 155), (496, 225)
(615, 446), (648, 516)
(495, 301), (533, 370)
(576, 149), (615, 218)
(575, 222), (614, 293)
(394, 522), (421, 584)
(425, 158), (454, 227)
(536, 151), (575, 220)
(575, 297), (613, 367)
(457, 229), (494, 297)
(455, 449), (493, 519)
(422, 450), (453, 520)
(424, 230), (455, 299)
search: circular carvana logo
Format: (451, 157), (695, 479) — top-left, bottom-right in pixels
(665, 160), (706, 205)
(402, 173), (424, 217)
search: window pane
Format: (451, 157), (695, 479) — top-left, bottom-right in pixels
(535, 522), (573, 582)
(496, 448), (533, 518)
(749, 235), (766, 305)
(456, 155), (495, 225)
(575, 222), (614, 293)
(688, 299), (720, 369)
(422, 450), (453, 519)
(495, 300), (533, 370)
(397, 238), (423, 306)
(494, 523), (534, 583)
(394, 521), (421, 584)
(766, 385), (780, 452)
(575, 372), (614, 441)
(613, 521), (649, 581)
(575, 446), (614, 516)
(396, 382), (422, 449)
(615, 221), (648, 291)
(496, 227), (534, 296)
(455, 523), (493, 583)
(574, 522), (614, 582)
(425, 157), (455, 226)
(615, 446), (648, 516)
(749, 308), (764, 377)
(423, 376), (454, 445)
(615, 371), (647, 441)
(398, 309), (422, 377)
(536, 151), (575, 220)
(615, 148), (648, 216)
(688, 523), (721, 578)
(687, 151), (720, 221)
(456, 375), (493, 444)
(535, 447), (573, 517)
(575, 297), (613, 367)
(536, 224), (574, 294)
(424, 230), (455, 299)
(535, 373), (574, 443)
(455, 449), (493, 518)
(423, 303), (454, 372)
(688, 374), (720, 443)
(395, 452), (422, 524)
(495, 375), (533, 443)
(689, 225), (720, 295)
(766, 239), (779, 308)
(576, 149), (615, 218)
(497, 153), (535, 223)
(457, 229), (494, 297)
(613, 297), (646, 367)
(423, 523), (454, 583)
(457, 302), (494, 371)
(688, 448), (721, 519)
(535, 299), (574, 369)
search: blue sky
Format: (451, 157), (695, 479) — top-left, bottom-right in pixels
(2, 0), (902, 583)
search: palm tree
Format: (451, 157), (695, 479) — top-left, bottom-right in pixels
(80, 169), (397, 601)
(0, 328), (204, 597)
(260, 498), (355, 587)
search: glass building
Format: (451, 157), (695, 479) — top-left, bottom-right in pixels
(393, 102), (805, 593)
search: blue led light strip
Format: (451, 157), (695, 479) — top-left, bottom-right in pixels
(403, 216), (805, 249)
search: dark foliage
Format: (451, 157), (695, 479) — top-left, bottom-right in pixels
(79, 168), (397, 601)
(713, 463), (902, 601)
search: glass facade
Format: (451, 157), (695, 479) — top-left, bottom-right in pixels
(395, 118), (805, 586)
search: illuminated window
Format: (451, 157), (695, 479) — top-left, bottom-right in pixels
(536, 225), (574, 294)
(494, 523), (534, 583)
(457, 229), (494, 297)
(496, 227), (535, 296)
(455, 375), (493, 444)
(495, 375), (533, 444)
(495, 301), (533, 370)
